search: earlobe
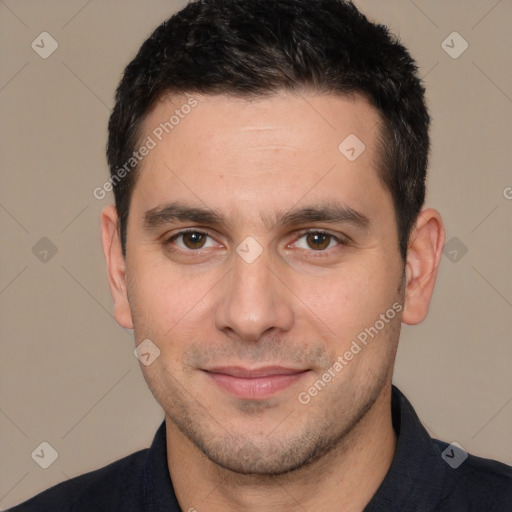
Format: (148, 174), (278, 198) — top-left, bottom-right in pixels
(402, 209), (445, 325)
(101, 205), (134, 329)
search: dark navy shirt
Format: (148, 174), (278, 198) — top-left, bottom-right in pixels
(8, 386), (512, 511)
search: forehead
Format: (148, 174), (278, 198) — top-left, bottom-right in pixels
(131, 91), (389, 226)
(142, 91), (381, 158)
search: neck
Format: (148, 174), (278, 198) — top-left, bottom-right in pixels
(166, 385), (396, 512)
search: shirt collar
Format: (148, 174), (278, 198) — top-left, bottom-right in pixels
(364, 385), (449, 510)
(143, 419), (181, 512)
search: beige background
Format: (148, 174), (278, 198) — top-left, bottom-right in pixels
(1, 0), (511, 508)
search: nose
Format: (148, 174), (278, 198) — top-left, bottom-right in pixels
(214, 246), (294, 342)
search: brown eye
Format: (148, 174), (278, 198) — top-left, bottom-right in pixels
(292, 231), (343, 252)
(181, 232), (207, 249)
(305, 232), (332, 250)
(168, 230), (217, 251)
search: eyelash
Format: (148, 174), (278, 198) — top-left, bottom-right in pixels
(164, 228), (347, 254)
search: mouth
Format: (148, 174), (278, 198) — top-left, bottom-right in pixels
(202, 366), (311, 400)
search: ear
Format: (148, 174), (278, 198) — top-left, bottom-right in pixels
(402, 208), (445, 325)
(101, 205), (133, 329)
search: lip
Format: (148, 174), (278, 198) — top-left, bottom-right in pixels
(203, 366), (310, 400)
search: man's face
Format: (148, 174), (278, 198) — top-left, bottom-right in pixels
(122, 92), (405, 474)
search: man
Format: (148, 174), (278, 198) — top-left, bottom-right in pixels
(9, 0), (511, 510)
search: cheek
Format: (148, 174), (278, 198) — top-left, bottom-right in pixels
(287, 257), (400, 346)
(127, 260), (179, 337)
(126, 258), (217, 345)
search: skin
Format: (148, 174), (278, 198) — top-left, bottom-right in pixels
(102, 91), (445, 511)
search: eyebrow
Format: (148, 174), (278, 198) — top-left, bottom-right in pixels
(143, 201), (370, 232)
